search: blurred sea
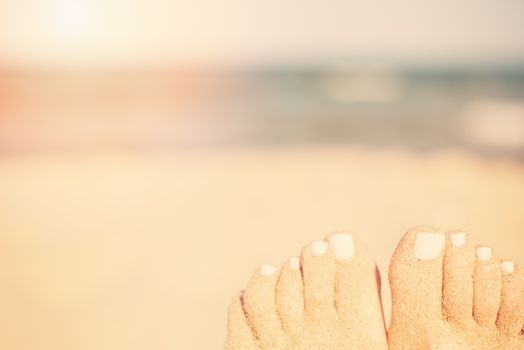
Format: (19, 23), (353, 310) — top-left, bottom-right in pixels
(1, 63), (524, 158)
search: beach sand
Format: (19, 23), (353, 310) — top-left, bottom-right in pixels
(0, 147), (523, 349)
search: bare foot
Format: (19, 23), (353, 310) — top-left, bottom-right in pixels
(389, 226), (524, 349)
(225, 233), (388, 350)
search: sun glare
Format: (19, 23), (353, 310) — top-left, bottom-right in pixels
(48, 1), (97, 41)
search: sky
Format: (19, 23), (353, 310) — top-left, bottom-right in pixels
(0, 0), (524, 69)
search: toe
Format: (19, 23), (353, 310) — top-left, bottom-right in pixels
(329, 232), (376, 321)
(301, 240), (338, 324)
(497, 262), (524, 337)
(473, 246), (502, 327)
(225, 292), (258, 350)
(389, 226), (446, 322)
(388, 226), (446, 349)
(275, 257), (305, 337)
(442, 230), (475, 327)
(329, 232), (388, 347)
(243, 265), (287, 349)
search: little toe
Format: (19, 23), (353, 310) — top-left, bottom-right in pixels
(225, 292), (258, 350)
(243, 265), (287, 349)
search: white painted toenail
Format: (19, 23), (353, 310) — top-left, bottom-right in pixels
(476, 247), (492, 261)
(450, 233), (466, 247)
(289, 257), (300, 269)
(413, 232), (445, 260)
(501, 261), (515, 274)
(311, 241), (328, 256)
(260, 264), (276, 276)
(328, 233), (355, 260)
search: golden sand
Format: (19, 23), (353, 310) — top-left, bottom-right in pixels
(0, 147), (523, 349)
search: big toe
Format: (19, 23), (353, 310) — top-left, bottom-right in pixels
(328, 232), (387, 346)
(389, 226), (446, 321)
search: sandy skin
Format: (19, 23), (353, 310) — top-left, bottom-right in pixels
(389, 226), (524, 349)
(226, 226), (524, 349)
(225, 232), (388, 350)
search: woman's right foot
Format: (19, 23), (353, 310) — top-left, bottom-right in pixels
(389, 226), (524, 350)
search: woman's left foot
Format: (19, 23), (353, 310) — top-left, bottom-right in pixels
(225, 232), (388, 350)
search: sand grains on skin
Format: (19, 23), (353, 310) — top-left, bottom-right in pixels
(389, 226), (524, 350)
(225, 232), (388, 350)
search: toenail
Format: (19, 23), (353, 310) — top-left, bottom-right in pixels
(328, 233), (355, 260)
(476, 247), (492, 261)
(289, 257), (300, 269)
(311, 241), (328, 256)
(413, 232), (445, 260)
(450, 233), (466, 247)
(260, 264), (276, 276)
(501, 260), (514, 274)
